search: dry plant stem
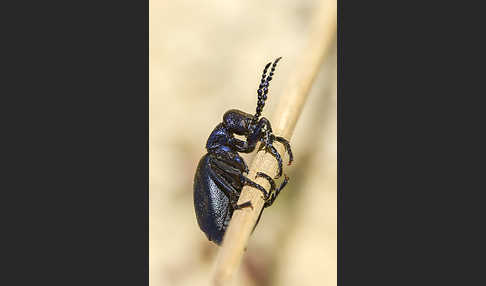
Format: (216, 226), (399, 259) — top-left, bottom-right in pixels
(213, 2), (337, 285)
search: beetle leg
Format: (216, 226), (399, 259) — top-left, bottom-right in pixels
(264, 174), (289, 208)
(232, 153), (249, 174)
(222, 199), (254, 233)
(258, 117), (273, 133)
(239, 175), (270, 200)
(229, 137), (257, 156)
(208, 157), (256, 210)
(211, 158), (242, 177)
(211, 156), (270, 200)
(210, 158), (248, 190)
(257, 140), (283, 179)
(265, 144), (283, 179)
(273, 136), (293, 165)
(213, 147), (249, 174)
(253, 128), (284, 178)
(255, 172), (276, 194)
(208, 161), (251, 210)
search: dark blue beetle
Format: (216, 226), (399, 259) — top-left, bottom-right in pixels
(193, 57), (293, 245)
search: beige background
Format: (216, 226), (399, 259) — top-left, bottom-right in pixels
(150, 0), (337, 285)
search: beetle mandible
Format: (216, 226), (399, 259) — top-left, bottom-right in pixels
(193, 57), (293, 245)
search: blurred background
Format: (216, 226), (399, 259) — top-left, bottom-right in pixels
(150, 0), (336, 285)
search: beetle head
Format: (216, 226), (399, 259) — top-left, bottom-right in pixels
(223, 109), (255, 135)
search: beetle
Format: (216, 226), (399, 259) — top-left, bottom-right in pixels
(193, 57), (293, 245)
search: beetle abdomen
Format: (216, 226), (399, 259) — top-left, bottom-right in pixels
(193, 154), (232, 244)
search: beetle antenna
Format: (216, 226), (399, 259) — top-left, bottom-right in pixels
(253, 57), (282, 125)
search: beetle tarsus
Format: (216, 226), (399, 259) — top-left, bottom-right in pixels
(264, 174), (289, 208)
(274, 135), (293, 165)
(255, 172), (276, 194)
(240, 175), (269, 200)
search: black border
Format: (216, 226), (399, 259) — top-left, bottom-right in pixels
(338, 0), (479, 284)
(337, 0), (343, 283)
(3, 1), (149, 285)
